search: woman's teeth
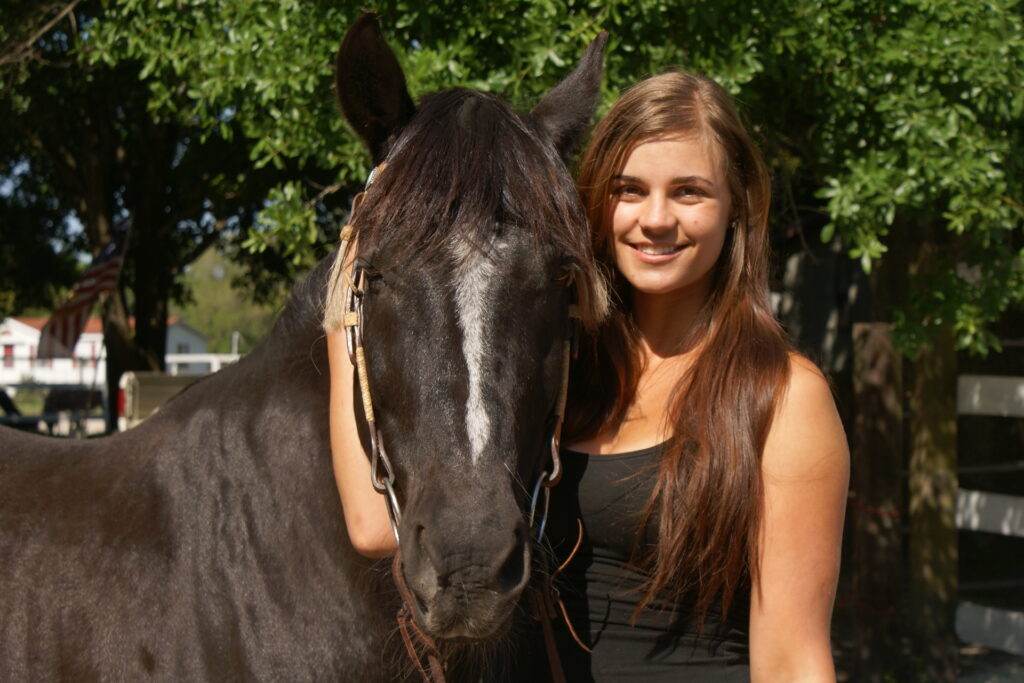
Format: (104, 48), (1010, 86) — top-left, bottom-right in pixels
(635, 244), (682, 255)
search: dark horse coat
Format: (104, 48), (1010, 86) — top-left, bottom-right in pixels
(0, 263), (394, 680)
(0, 14), (606, 682)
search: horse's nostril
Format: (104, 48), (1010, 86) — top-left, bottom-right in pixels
(496, 531), (528, 594)
(406, 523), (436, 614)
(411, 585), (430, 616)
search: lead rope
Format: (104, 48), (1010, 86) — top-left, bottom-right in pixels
(392, 553), (448, 683)
(549, 519), (592, 653)
(531, 522), (590, 683)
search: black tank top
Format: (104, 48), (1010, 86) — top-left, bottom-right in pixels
(530, 445), (750, 682)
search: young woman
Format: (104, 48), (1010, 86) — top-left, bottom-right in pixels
(539, 71), (849, 681)
(325, 70), (849, 680)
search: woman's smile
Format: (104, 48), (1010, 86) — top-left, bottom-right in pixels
(627, 241), (691, 266)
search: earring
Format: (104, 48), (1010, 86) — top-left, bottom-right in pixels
(730, 219), (738, 230)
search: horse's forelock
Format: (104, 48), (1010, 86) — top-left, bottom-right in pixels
(319, 87), (609, 336)
(358, 89), (602, 280)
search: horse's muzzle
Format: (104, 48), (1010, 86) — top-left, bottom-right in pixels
(399, 509), (531, 640)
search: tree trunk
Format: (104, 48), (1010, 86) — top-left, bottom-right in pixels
(907, 314), (959, 681)
(125, 117), (176, 372)
(850, 322), (905, 680)
(100, 287), (155, 432)
(130, 224), (170, 372)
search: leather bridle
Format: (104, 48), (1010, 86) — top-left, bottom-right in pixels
(334, 165), (580, 683)
(337, 164), (577, 548)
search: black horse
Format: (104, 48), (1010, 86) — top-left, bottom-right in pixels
(0, 14), (606, 682)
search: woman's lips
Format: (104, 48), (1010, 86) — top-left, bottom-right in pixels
(629, 242), (686, 263)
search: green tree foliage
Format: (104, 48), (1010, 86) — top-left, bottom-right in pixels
(171, 247), (280, 354)
(7, 0), (1023, 356)
(1, 1), (303, 406)
(0, 163), (82, 316)
(0, 1), (85, 315)
(1, 0), (312, 423)
(778, 1), (1024, 354)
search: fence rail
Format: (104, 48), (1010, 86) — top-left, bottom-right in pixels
(956, 489), (1024, 538)
(954, 374), (1024, 656)
(165, 353), (240, 376)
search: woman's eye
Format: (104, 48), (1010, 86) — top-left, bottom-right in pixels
(675, 185), (705, 199)
(613, 184), (643, 197)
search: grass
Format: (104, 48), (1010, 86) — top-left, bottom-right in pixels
(10, 388), (45, 415)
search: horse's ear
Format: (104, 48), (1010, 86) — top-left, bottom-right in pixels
(335, 12), (416, 164)
(530, 32), (608, 163)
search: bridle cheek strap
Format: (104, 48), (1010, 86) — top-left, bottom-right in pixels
(529, 301), (579, 543)
(550, 302), (580, 480)
(339, 164), (403, 544)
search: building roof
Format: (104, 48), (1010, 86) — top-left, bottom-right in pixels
(11, 316), (186, 335)
(14, 317), (103, 334)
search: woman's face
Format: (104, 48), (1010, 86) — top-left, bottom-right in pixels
(609, 136), (732, 302)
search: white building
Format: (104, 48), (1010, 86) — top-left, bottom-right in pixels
(0, 316), (212, 387)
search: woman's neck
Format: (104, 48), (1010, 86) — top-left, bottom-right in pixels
(630, 278), (711, 360)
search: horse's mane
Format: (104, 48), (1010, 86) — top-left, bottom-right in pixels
(323, 88), (608, 331)
(260, 256), (333, 356)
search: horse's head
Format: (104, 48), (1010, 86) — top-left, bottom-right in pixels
(331, 13), (607, 642)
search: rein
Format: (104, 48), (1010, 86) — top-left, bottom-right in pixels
(336, 164), (578, 682)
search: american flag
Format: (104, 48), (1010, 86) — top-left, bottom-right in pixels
(37, 229), (127, 359)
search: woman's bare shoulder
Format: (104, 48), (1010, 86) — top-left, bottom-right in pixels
(762, 352), (849, 478)
(786, 351), (829, 390)
(782, 352), (837, 415)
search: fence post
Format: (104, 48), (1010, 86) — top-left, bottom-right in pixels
(850, 323), (905, 680)
(907, 329), (959, 681)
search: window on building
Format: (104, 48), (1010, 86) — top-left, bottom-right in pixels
(3, 345), (13, 368)
(176, 343), (190, 353)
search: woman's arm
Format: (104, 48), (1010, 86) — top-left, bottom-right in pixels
(327, 329), (399, 558)
(749, 354), (850, 682)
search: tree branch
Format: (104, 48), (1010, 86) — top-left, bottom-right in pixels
(0, 0), (83, 66)
(180, 218), (229, 268)
(303, 180), (345, 211)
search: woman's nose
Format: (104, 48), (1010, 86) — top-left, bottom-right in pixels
(638, 195), (675, 231)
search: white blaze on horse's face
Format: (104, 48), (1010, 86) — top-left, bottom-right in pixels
(453, 237), (505, 465)
(333, 13), (607, 645)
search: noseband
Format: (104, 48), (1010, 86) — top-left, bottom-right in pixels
(337, 165), (578, 546)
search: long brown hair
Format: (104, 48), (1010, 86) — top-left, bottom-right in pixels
(566, 72), (792, 628)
